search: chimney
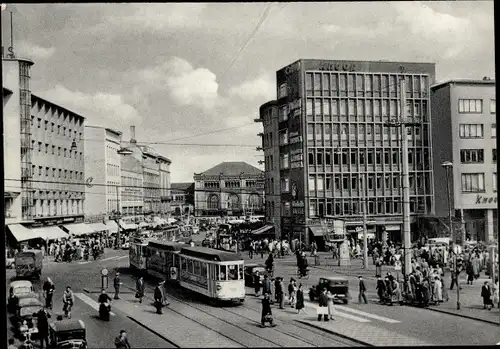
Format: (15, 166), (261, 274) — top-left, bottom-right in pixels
(130, 125), (136, 144)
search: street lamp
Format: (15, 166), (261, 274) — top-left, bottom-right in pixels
(441, 161), (454, 241)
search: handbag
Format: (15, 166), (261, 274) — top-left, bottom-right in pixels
(135, 292), (140, 298)
(316, 306), (328, 315)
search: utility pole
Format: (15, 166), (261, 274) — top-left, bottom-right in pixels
(361, 176), (368, 269)
(114, 184), (121, 249)
(384, 78), (415, 279)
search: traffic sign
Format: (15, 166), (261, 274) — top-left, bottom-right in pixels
(170, 267), (178, 280)
(394, 260), (402, 271)
(101, 268), (109, 276)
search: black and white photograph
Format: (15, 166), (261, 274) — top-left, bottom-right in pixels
(2, 1), (498, 348)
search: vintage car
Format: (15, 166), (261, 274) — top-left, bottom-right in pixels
(49, 319), (87, 348)
(13, 297), (44, 337)
(8, 280), (37, 313)
(244, 264), (268, 287)
(309, 276), (350, 304)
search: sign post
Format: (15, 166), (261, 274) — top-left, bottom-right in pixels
(101, 268), (109, 290)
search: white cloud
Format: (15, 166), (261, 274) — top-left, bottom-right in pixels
(228, 75), (275, 101)
(36, 85), (140, 128)
(17, 42), (56, 60)
(109, 4), (207, 30)
(140, 57), (219, 110)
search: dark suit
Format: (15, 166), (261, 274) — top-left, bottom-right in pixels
(358, 279), (368, 304)
(318, 292), (329, 321)
(481, 285), (492, 308)
(154, 286), (164, 314)
(261, 297), (274, 327)
(114, 276), (120, 299)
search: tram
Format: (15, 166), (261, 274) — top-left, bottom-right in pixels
(144, 240), (184, 280)
(129, 239), (149, 272)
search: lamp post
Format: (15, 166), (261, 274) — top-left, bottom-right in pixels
(219, 172), (224, 219)
(442, 161), (454, 242)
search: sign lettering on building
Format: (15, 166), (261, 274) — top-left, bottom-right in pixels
(292, 208), (305, 215)
(318, 61), (358, 72)
(291, 153), (303, 162)
(288, 99), (302, 117)
(475, 195), (498, 205)
(292, 201), (304, 208)
(289, 136), (302, 144)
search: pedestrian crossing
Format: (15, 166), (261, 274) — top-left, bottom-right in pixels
(77, 255), (127, 264)
(302, 300), (401, 324)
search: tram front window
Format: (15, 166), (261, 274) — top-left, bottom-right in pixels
(228, 265), (238, 280)
(218, 265), (227, 281)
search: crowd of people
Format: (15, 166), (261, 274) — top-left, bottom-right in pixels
(46, 234), (113, 262)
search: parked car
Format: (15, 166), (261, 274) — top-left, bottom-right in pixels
(49, 319), (87, 348)
(309, 277), (350, 304)
(13, 297), (43, 337)
(244, 264), (267, 287)
(8, 280), (36, 313)
(6, 256), (15, 269)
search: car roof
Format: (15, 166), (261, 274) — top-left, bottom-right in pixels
(10, 280), (33, 288)
(19, 297), (43, 307)
(50, 319), (86, 332)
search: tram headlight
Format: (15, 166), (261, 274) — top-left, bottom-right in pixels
(216, 284), (222, 291)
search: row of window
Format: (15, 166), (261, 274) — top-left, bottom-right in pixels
(33, 190), (84, 198)
(303, 73), (429, 96)
(106, 145), (119, 160)
(33, 165), (84, 180)
(121, 188), (143, 202)
(107, 199), (119, 212)
(458, 99), (495, 114)
(179, 257), (241, 281)
(107, 163), (120, 177)
(106, 181), (120, 195)
(122, 176), (142, 187)
(302, 123), (423, 142)
(460, 149), (497, 164)
(305, 173), (431, 192)
(458, 123), (496, 139)
(34, 116), (83, 139)
(33, 198), (82, 217)
(34, 141), (83, 160)
(203, 181), (260, 189)
(460, 173), (496, 193)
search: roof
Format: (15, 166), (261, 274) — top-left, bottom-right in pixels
(148, 240), (184, 251)
(3, 87), (13, 95)
(259, 100), (278, 112)
(180, 246), (244, 262)
(50, 319), (85, 332)
(171, 182), (194, 191)
(84, 125), (122, 136)
(18, 297), (43, 307)
(198, 161), (263, 177)
(431, 79), (495, 91)
(9, 280), (33, 288)
(31, 93), (85, 120)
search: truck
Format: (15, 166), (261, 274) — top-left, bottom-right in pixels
(15, 249), (43, 280)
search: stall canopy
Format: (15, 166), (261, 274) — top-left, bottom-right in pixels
(309, 226), (328, 237)
(33, 226), (68, 241)
(252, 225), (275, 236)
(63, 223), (95, 236)
(118, 220), (138, 230)
(105, 220), (119, 234)
(138, 222), (150, 229)
(87, 222), (109, 233)
(8, 224), (40, 242)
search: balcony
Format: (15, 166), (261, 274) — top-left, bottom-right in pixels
(161, 195), (173, 202)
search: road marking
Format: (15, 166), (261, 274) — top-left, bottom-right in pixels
(115, 256), (128, 260)
(78, 261), (90, 265)
(334, 305), (401, 323)
(304, 301), (370, 323)
(74, 293), (116, 316)
(100, 256), (118, 262)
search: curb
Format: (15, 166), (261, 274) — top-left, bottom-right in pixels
(425, 306), (500, 326)
(82, 288), (133, 295)
(296, 320), (374, 347)
(126, 315), (180, 348)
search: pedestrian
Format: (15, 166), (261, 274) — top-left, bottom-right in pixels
(295, 284), (305, 314)
(288, 278), (296, 307)
(481, 281), (493, 310)
(261, 293), (276, 327)
(326, 290), (335, 320)
(115, 330), (131, 348)
(384, 276), (393, 305)
(317, 288), (329, 322)
(376, 277), (386, 304)
(432, 276), (443, 305)
(36, 307), (51, 348)
(375, 257), (382, 277)
(114, 272), (121, 300)
(62, 286), (74, 318)
(154, 282), (164, 314)
(135, 276), (145, 303)
(253, 271), (261, 297)
(358, 276), (368, 304)
(42, 277), (55, 309)
(8, 338), (17, 349)
(392, 278), (403, 305)
(262, 274), (271, 296)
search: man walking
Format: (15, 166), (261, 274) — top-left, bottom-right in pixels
(358, 276), (368, 304)
(114, 272), (122, 300)
(154, 282), (164, 314)
(136, 276), (145, 303)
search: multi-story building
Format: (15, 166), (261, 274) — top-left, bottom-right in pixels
(170, 182), (195, 216)
(257, 101), (282, 234)
(257, 59), (436, 245)
(83, 125), (122, 221)
(121, 126), (172, 221)
(120, 152), (144, 219)
(194, 162), (265, 218)
(431, 78), (497, 243)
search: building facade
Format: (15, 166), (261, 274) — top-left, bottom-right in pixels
(30, 94), (86, 223)
(83, 126), (122, 220)
(257, 59), (436, 245)
(257, 101), (282, 234)
(194, 162), (265, 217)
(170, 182), (195, 216)
(431, 79), (497, 243)
(120, 154), (144, 218)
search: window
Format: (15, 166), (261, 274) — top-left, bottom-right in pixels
(492, 124), (496, 138)
(45, 167), (49, 177)
(45, 144), (49, 153)
(493, 149), (497, 163)
(281, 177), (290, 192)
(51, 145), (55, 155)
(38, 142), (42, 152)
(460, 149), (484, 164)
(461, 173), (485, 193)
(228, 265), (238, 280)
(306, 99), (313, 116)
(458, 99), (483, 113)
(491, 99), (496, 114)
(44, 120), (48, 130)
(459, 124), (483, 139)
(309, 176), (316, 191)
(51, 123), (54, 132)
(37, 118), (41, 128)
(63, 148), (67, 157)
(278, 83), (287, 98)
(279, 105), (288, 121)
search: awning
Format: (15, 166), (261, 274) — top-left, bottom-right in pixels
(309, 226), (328, 237)
(138, 222), (150, 229)
(33, 226), (68, 241)
(252, 225), (274, 235)
(63, 223), (95, 236)
(105, 220), (119, 233)
(87, 223), (109, 233)
(118, 220), (138, 230)
(8, 224), (40, 242)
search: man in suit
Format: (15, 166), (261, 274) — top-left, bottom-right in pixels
(481, 281), (492, 310)
(114, 272), (121, 300)
(261, 293), (276, 327)
(154, 282), (165, 314)
(358, 276), (368, 304)
(262, 274), (271, 297)
(318, 288), (329, 321)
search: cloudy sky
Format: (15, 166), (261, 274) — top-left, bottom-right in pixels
(2, 2), (494, 182)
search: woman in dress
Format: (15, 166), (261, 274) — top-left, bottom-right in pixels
(392, 279), (403, 305)
(295, 284), (305, 314)
(326, 290), (335, 320)
(432, 275), (443, 305)
(492, 277), (499, 308)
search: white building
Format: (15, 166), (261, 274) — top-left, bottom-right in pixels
(83, 125), (122, 220)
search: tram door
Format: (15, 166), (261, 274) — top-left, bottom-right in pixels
(207, 263), (216, 296)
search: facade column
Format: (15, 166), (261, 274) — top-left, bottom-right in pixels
(42, 199), (47, 216)
(486, 209), (494, 244)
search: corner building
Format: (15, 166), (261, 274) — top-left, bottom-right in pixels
(272, 59), (436, 245)
(431, 79), (497, 243)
